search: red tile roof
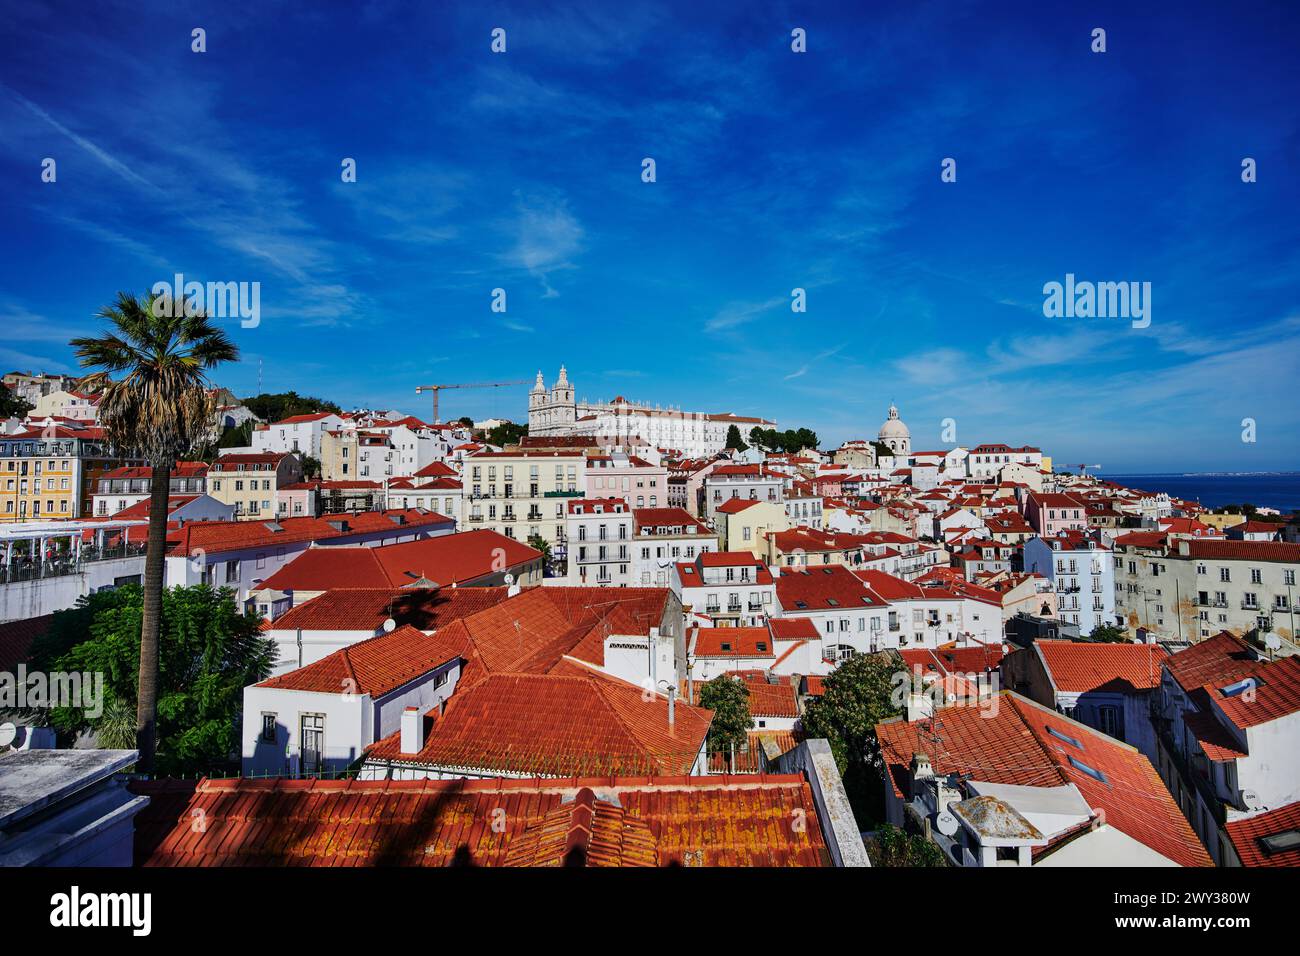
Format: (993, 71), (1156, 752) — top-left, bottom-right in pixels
(258, 529), (539, 591)
(633, 507), (711, 535)
(1035, 641), (1169, 694)
(899, 643), (1006, 679)
(1182, 710), (1248, 761)
(366, 661), (711, 777)
(716, 498), (761, 514)
(736, 675), (799, 718)
(1203, 655), (1300, 729)
(1164, 632), (1264, 692)
(691, 626), (775, 659)
(257, 625), (461, 696)
(169, 509), (454, 557)
(412, 461), (458, 478)
(875, 693), (1211, 866)
(1182, 540), (1300, 563)
(1225, 801), (1300, 867)
(769, 617), (819, 641)
(268, 586), (510, 632)
(130, 774), (830, 867)
(776, 565), (883, 612)
(431, 586), (675, 686)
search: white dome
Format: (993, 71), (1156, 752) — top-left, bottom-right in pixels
(878, 404), (909, 441)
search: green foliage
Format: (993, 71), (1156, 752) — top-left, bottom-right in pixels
(487, 421), (528, 447)
(299, 454), (322, 479)
(1088, 623), (1128, 643)
(747, 426), (819, 455)
(526, 533), (552, 566)
(801, 652), (903, 774)
(29, 584), (277, 776)
(698, 674), (751, 752)
(725, 424), (747, 452)
(456, 416), (475, 428)
(870, 824), (947, 867)
(241, 391), (341, 423)
(0, 385), (34, 419)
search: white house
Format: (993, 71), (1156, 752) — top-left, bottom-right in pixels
(242, 624), (463, 777)
(565, 497), (633, 586)
(253, 411), (346, 459)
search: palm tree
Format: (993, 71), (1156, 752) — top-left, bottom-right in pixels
(71, 291), (238, 773)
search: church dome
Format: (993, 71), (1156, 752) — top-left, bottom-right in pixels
(877, 404), (911, 455)
(878, 404), (909, 441)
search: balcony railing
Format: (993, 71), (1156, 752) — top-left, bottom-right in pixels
(2, 542), (146, 584)
(543, 490), (583, 498)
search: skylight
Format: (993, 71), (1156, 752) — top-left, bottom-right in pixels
(1219, 677), (1261, 698)
(1260, 829), (1300, 855)
(827, 598), (839, 607)
(1047, 726), (1083, 749)
(1067, 756), (1107, 783)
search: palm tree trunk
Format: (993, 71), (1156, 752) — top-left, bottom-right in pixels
(136, 457), (173, 774)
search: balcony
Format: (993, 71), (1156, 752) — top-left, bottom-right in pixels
(543, 490), (583, 498)
(467, 515), (484, 523)
(2, 541), (147, 584)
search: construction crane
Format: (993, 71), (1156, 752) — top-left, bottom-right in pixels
(415, 380), (531, 424)
(1073, 464), (1103, 477)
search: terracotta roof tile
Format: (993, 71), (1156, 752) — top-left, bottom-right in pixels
(129, 774), (830, 867)
(1225, 801), (1300, 867)
(875, 693), (1211, 867)
(1036, 641), (1169, 694)
(257, 625), (461, 696)
(268, 587), (510, 632)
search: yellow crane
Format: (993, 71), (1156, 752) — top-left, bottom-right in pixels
(414, 380), (531, 424)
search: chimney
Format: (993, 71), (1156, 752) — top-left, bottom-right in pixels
(400, 707), (422, 754)
(910, 752), (934, 788)
(667, 685), (676, 731)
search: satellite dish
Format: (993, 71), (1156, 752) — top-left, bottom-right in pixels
(382, 618), (397, 633)
(936, 811), (959, 837)
(1264, 633), (1282, 651)
(0, 722), (16, 748)
(503, 573), (515, 585)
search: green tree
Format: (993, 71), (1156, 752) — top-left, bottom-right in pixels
(456, 416), (475, 428)
(487, 421), (528, 447)
(725, 424), (747, 452)
(1088, 623), (1127, 643)
(801, 651), (904, 826)
(31, 584), (276, 776)
(71, 291), (238, 773)
(526, 533), (552, 569)
(698, 675), (751, 754)
(241, 391), (341, 422)
(870, 824), (947, 867)
(299, 454), (322, 479)
(0, 384), (34, 419)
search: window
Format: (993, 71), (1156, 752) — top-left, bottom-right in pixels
(1067, 756), (1107, 783)
(1046, 726), (1083, 749)
(260, 714), (276, 742)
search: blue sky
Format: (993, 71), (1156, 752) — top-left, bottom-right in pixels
(1, 0), (1297, 472)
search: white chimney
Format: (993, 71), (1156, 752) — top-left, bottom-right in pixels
(400, 707), (422, 754)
